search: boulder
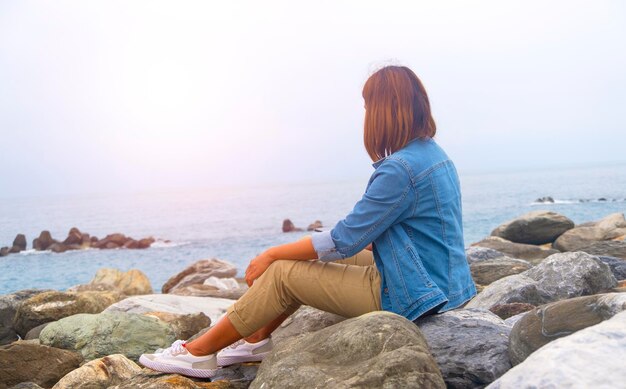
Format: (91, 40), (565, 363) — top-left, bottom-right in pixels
(552, 226), (609, 251)
(62, 228), (83, 246)
(7, 383), (44, 389)
(470, 257), (532, 285)
(465, 247), (509, 264)
(169, 284), (248, 300)
(490, 211), (574, 245)
(104, 294), (233, 325)
(272, 306), (346, 345)
(13, 290), (124, 337)
(0, 341), (83, 389)
(52, 354), (142, 389)
(162, 258), (238, 293)
(489, 303), (536, 320)
(472, 236), (558, 264)
(534, 196), (554, 203)
(69, 268), (153, 295)
(467, 252), (617, 310)
(578, 240), (626, 259)
(306, 220), (323, 231)
(508, 293), (626, 365)
(281, 219), (303, 233)
(596, 256), (626, 280)
(0, 289), (50, 345)
(143, 312), (210, 340)
(108, 369), (247, 389)
(595, 212), (626, 230)
(137, 237), (155, 249)
(12, 234), (27, 251)
(32, 231), (56, 251)
(487, 311), (626, 388)
(0, 247), (9, 257)
(25, 323), (50, 340)
(504, 312), (527, 327)
(251, 311), (446, 389)
(122, 239), (139, 249)
(48, 243), (69, 253)
(415, 309), (512, 388)
(40, 312), (176, 362)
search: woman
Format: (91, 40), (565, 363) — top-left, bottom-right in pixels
(139, 65), (477, 378)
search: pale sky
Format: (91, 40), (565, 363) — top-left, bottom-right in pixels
(1, 1), (625, 198)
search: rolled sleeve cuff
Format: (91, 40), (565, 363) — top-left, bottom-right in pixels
(311, 230), (344, 262)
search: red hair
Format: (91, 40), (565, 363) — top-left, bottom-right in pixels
(362, 66), (436, 161)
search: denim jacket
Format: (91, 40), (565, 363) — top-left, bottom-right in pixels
(312, 138), (476, 321)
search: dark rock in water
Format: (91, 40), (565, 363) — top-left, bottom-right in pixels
(490, 303), (536, 320)
(0, 341), (83, 389)
(48, 243), (68, 253)
(123, 239), (139, 249)
(105, 242), (120, 249)
(579, 240), (626, 259)
(137, 237), (155, 249)
(62, 227), (84, 245)
(0, 289), (50, 345)
(90, 236), (99, 244)
(597, 256), (626, 280)
(598, 197), (607, 201)
(306, 220), (323, 231)
(105, 233), (129, 246)
(251, 312), (446, 389)
(282, 218), (303, 233)
(472, 236), (558, 264)
(0, 247), (9, 257)
(508, 293), (626, 365)
(534, 196), (554, 203)
(415, 309), (512, 388)
(12, 234), (27, 251)
(491, 210), (575, 245)
(32, 231), (56, 251)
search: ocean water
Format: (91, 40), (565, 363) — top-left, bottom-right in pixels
(1, 163), (625, 295)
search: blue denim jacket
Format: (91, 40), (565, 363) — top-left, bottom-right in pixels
(312, 138), (476, 321)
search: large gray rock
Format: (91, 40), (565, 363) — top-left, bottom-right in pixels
(161, 258), (237, 293)
(142, 311), (210, 340)
(472, 237), (558, 264)
(68, 268), (153, 295)
(578, 240), (626, 259)
(52, 354), (142, 389)
(250, 311), (446, 389)
(597, 256), (626, 280)
(39, 312), (176, 362)
(0, 341), (83, 389)
(470, 257), (532, 285)
(467, 252), (617, 310)
(491, 211), (574, 245)
(415, 309), (512, 389)
(0, 289), (50, 345)
(272, 306), (346, 345)
(465, 247), (509, 264)
(487, 310), (626, 389)
(13, 291), (124, 337)
(508, 293), (626, 365)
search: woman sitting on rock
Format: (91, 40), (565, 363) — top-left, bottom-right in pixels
(139, 65), (477, 378)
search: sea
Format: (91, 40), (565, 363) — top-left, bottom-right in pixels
(1, 163), (625, 295)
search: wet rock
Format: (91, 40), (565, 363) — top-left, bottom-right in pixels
(69, 268), (153, 295)
(415, 309), (511, 388)
(0, 289), (50, 345)
(508, 293), (626, 365)
(251, 311), (445, 389)
(534, 196), (554, 203)
(13, 290), (124, 337)
(62, 228), (83, 246)
(272, 306), (346, 345)
(470, 257), (532, 285)
(123, 239), (139, 249)
(0, 247), (9, 257)
(489, 303), (536, 320)
(490, 210), (574, 245)
(596, 256), (626, 280)
(12, 234), (27, 251)
(472, 236), (558, 264)
(40, 312), (176, 362)
(104, 294), (233, 325)
(33, 231), (56, 251)
(0, 341), (83, 389)
(465, 247), (509, 263)
(487, 311), (626, 388)
(52, 354), (142, 389)
(578, 240), (626, 259)
(48, 243), (69, 253)
(467, 252), (617, 310)
(143, 312), (210, 340)
(306, 220), (323, 231)
(137, 237), (155, 249)
(281, 219), (303, 233)
(162, 258), (238, 293)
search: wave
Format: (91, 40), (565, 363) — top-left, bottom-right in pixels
(531, 197), (626, 205)
(18, 249), (51, 255)
(150, 239), (190, 248)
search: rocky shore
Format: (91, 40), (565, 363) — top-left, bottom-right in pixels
(1, 211), (626, 388)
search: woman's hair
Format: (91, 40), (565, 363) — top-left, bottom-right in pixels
(362, 66), (436, 161)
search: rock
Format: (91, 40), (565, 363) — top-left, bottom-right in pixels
(108, 368), (247, 388)
(32, 231), (56, 251)
(534, 196), (554, 203)
(552, 226), (608, 251)
(0, 247), (9, 257)
(489, 303), (536, 320)
(467, 252), (617, 310)
(596, 256), (626, 280)
(465, 246), (508, 264)
(105, 233), (128, 246)
(48, 243), (69, 253)
(415, 309), (512, 388)
(487, 311), (626, 388)
(281, 219), (303, 233)
(162, 258), (238, 293)
(123, 239), (139, 249)
(62, 228), (83, 246)
(104, 294), (233, 325)
(12, 234), (27, 251)
(472, 236), (558, 264)
(51, 354), (142, 389)
(24, 323), (50, 340)
(143, 312), (210, 340)
(40, 312), (176, 362)
(137, 237), (155, 249)
(578, 240), (626, 259)
(169, 284), (248, 300)
(306, 220), (323, 231)
(251, 311), (445, 389)
(0, 341), (83, 389)
(203, 276), (239, 290)
(8, 383), (45, 389)
(0, 289), (50, 345)
(508, 293), (626, 365)
(595, 212), (626, 230)
(69, 268), (153, 295)
(504, 312), (527, 327)
(272, 306), (346, 345)
(13, 290), (124, 337)
(490, 210), (575, 245)
(470, 257), (532, 285)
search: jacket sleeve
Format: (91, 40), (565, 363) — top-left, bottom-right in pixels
(311, 158), (414, 261)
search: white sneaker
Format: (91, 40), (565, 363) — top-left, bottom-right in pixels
(217, 338), (273, 366)
(139, 340), (218, 378)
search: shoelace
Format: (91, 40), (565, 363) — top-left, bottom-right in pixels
(223, 339), (245, 350)
(163, 340), (187, 356)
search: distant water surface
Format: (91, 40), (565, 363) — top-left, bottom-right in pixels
(1, 163), (624, 294)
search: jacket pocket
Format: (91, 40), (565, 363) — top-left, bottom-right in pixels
(406, 245), (434, 288)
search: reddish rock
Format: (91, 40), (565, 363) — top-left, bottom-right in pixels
(105, 242), (120, 249)
(123, 240), (139, 249)
(33, 231), (56, 251)
(48, 243), (68, 253)
(490, 303), (536, 320)
(12, 234), (27, 251)
(0, 247), (9, 257)
(282, 219), (303, 233)
(138, 237), (155, 249)
(307, 220), (323, 231)
(63, 227), (84, 245)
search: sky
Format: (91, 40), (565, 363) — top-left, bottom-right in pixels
(1, 0), (625, 198)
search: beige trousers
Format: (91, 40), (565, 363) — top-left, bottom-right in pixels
(226, 250), (382, 337)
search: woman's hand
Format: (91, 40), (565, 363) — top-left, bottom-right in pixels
(244, 251), (275, 287)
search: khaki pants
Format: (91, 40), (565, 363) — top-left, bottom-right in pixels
(227, 250), (382, 337)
